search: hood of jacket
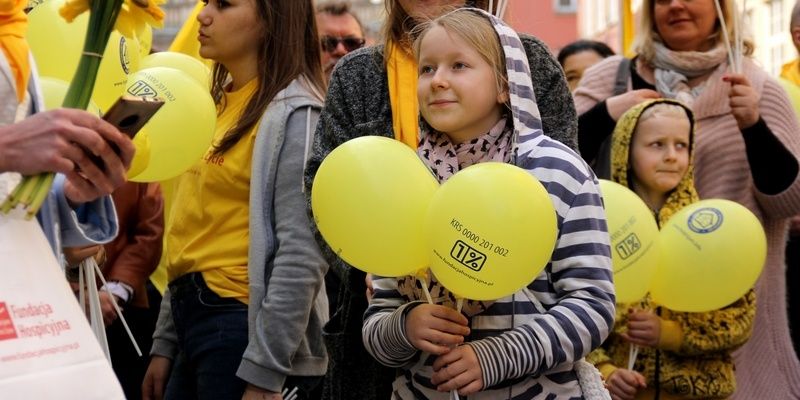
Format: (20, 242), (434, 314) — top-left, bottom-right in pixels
(609, 98), (698, 224)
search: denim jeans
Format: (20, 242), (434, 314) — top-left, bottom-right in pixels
(164, 273), (249, 400)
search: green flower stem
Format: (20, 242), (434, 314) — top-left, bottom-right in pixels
(27, 173), (55, 218)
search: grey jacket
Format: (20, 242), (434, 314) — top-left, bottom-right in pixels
(151, 79), (329, 392)
(304, 35), (578, 400)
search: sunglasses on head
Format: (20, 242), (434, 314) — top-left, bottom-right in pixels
(321, 36), (366, 53)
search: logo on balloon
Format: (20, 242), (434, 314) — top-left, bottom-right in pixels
(119, 36), (130, 74)
(687, 207), (723, 234)
(127, 80), (158, 98)
(450, 240), (487, 272)
(615, 233), (642, 261)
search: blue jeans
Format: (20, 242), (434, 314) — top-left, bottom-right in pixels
(165, 273), (249, 400)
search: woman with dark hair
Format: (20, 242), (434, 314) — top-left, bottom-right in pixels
(142, 1), (329, 399)
(557, 39), (615, 91)
(304, 1), (578, 399)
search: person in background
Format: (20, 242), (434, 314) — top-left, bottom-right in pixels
(314, 1), (365, 316)
(588, 99), (755, 400)
(573, 0), (800, 397)
(316, 1), (365, 83)
(557, 39), (615, 91)
(305, 1), (579, 398)
(142, 0), (328, 399)
(65, 181), (164, 400)
(780, 0), (800, 361)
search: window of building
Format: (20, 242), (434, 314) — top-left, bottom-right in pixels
(554, 0), (577, 14)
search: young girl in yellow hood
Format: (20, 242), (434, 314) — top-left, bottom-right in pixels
(589, 99), (756, 400)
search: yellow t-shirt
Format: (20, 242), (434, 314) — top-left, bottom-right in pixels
(781, 59), (800, 85)
(166, 79), (258, 303)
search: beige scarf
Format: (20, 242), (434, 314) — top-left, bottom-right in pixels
(651, 42), (728, 107)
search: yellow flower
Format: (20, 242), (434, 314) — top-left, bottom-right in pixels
(117, 0), (165, 37)
(58, 0), (89, 23)
(59, 0), (165, 37)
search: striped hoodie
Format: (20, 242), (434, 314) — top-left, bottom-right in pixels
(362, 9), (615, 400)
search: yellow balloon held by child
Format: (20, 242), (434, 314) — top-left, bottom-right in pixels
(598, 180), (660, 304)
(425, 163), (557, 300)
(311, 136), (439, 277)
(651, 199), (766, 312)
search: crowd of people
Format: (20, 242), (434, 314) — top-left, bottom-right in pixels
(3, 0), (800, 399)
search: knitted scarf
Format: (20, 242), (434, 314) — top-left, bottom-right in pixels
(651, 41), (727, 108)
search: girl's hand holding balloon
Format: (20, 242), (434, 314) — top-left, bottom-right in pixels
(605, 368), (646, 400)
(431, 344), (483, 396)
(621, 309), (662, 348)
(405, 304), (470, 355)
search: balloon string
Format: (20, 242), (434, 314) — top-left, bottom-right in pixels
(418, 275), (434, 304)
(713, 0), (737, 73)
(448, 297), (466, 400)
(628, 343), (639, 370)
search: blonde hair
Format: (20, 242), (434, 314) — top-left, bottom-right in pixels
(411, 9), (508, 99)
(637, 102), (690, 126)
(382, 0), (500, 54)
(633, 0), (754, 64)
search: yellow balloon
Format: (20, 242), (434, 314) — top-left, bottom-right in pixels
(425, 163), (557, 300)
(139, 52), (211, 91)
(651, 199), (766, 312)
(311, 136), (439, 277)
(599, 180), (660, 303)
(127, 133), (152, 179)
(38, 77), (101, 116)
(27, 0), (140, 112)
(125, 67), (216, 182)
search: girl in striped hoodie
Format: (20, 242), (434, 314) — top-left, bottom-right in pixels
(362, 8), (615, 399)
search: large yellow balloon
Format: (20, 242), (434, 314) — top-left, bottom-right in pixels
(651, 199), (766, 312)
(139, 52), (211, 91)
(124, 67), (216, 182)
(599, 180), (660, 303)
(27, 0), (140, 111)
(311, 136), (439, 277)
(426, 163), (557, 300)
(127, 133), (152, 178)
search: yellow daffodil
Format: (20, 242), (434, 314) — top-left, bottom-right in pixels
(59, 0), (164, 38)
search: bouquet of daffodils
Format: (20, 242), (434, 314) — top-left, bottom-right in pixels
(1, 0), (164, 218)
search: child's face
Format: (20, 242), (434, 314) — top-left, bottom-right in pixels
(417, 25), (506, 144)
(630, 112), (691, 198)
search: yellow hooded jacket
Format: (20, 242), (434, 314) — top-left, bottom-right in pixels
(587, 99), (756, 399)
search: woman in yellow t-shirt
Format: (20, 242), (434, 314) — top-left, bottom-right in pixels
(142, 1), (328, 400)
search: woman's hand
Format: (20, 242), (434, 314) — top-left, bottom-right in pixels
(405, 304), (469, 354)
(606, 89), (661, 121)
(621, 309), (661, 348)
(431, 344), (483, 396)
(606, 368), (646, 400)
(723, 74), (760, 129)
(63, 245), (104, 267)
(241, 384), (282, 400)
(142, 355), (173, 400)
